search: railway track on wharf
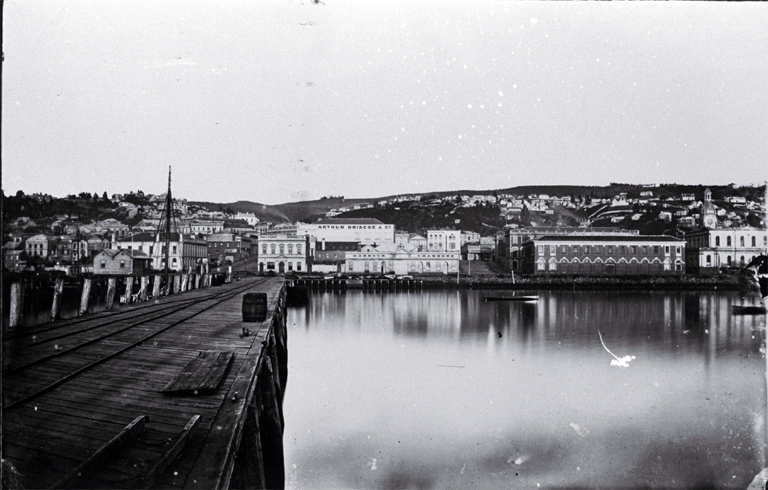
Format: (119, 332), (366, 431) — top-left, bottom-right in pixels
(3, 278), (266, 411)
(2, 275), (288, 490)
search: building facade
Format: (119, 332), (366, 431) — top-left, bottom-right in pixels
(207, 233), (254, 265)
(258, 235), (309, 274)
(297, 218), (395, 245)
(312, 241), (360, 274)
(427, 229), (461, 252)
(93, 249), (152, 275)
(684, 227), (768, 274)
(115, 233), (208, 272)
(507, 226), (638, 273)
(345, 243), (460, 275)
(521, 235), (686, 275)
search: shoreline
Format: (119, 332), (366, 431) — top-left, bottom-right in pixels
(416, 273), (756, 292)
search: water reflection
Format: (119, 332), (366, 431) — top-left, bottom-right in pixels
(285, 290), (766, 489)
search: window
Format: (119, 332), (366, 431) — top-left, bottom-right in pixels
(727, 255), (732, 266)
(172, 246), (177, 254)
(349, 262), (354, 271)
(297, 245), (302, 254)
(619, 246), (626, 254)
(740, 256), (745, 266)
(653, 246), (659, 254)
(297, 263), (302, 271)
(584, 245), (590, 254)
(288, 262), (293, 271)
(562, 246), (568, 254)
(120, 259), (126, 268)
(537, 261), (545, 271)
(727, 236), (732, 246)
(270, 244), (276, 254)
(642, 246), (648, 255)
(607, 246), (613, 254)
(538, 245), (544, 255)
(665, 246), (670, 254)
(595, 245), (602, 254)
(751, 236), (756, 247)
(288, 244), (294, 254)
(100, 260), (106, 269)
(675, 246), (681, 254)
(715, 236), (720, 247)
(550, 245), (556, 255)
(573, 246), (579, 254)
(630, 246), (637, 254)
(706, 255), (711, 265)
(740, 236), (745, 247)
(262, 244), (267, 254)
(675, 263), (682, 272)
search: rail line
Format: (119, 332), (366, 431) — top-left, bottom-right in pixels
(3, 278), (270, 411)
(3, 281), (245, 342)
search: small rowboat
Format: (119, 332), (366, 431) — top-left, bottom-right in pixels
(732, 305), (767, 315)
(483, 295), (539, 302)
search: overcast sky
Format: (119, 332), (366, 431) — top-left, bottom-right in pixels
(3, 1), (767, 205)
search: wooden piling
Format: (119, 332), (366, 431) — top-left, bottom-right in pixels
(106, 277), (117, 309)
(9, 279), (24, 328)
(50, 277), (65, 321)
(153, 274), (162, 298)
(79, 277), (92, 315)
(181, 273), (189, 292)
(139, 276), (149, 301)
(124, 277), (134, 304)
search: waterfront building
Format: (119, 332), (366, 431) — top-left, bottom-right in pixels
(207, 233), (254, 266)
(312, 241), (359, 274)
(520, 235), (686, 275)
(461, 231), (481, 246)
(506, 227), (638, 273)
(684, 227), (768, 274)
(345, 242), (460, 275)
(297, 218), (394, 245)
(115, 233), (208, 272)
(93, 249), (152, 276)
(257, 235), (309, 274)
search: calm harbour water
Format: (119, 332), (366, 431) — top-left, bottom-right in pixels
(284, 289), (767, 489)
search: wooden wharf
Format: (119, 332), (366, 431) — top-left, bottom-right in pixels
(2, 276), (288, 490)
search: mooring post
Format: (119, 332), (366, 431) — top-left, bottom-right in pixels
(172, 274), (180, 294)
(50, 277), (65, 321)
(124, 277), (134, 304)
(106, 277), (117, 309)
(9, 279), (24, 328)
(139, 276), (149, 301)
(181, 273), (189, 292)
(79, 277), (92, 315)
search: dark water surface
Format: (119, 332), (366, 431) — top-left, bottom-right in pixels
(284, 290), (766, 489)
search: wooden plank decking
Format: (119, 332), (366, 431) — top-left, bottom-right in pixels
(2, 276), (287, 489)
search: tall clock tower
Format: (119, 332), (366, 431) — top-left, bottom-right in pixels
(701, 187), (717, 229)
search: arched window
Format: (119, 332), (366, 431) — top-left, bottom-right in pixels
(706, 255), (711, 265)
(715, 236), (720, 247)
(727, 236), (732, 247)
(752, 236), (756, 247)
(740, 236), (745, 247)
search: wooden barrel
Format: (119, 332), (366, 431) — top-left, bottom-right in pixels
(242, 293), (267, 322)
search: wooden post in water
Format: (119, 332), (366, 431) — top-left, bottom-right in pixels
(124, 277), (134, 304)
(139, 276), (149, 301)
(9, 279), (24, 328)
(79, 277), (92, 315)
(50, 277), (65, 321)
(106, 277), (117, 309)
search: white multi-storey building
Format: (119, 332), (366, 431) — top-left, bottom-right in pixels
(257, 235), (309, 274)
(427, 229), (461, 252)
(345, 243), (459, 275)
(685, 227), (768, 274)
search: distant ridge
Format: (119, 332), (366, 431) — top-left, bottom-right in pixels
(191, 183), (766, 223)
